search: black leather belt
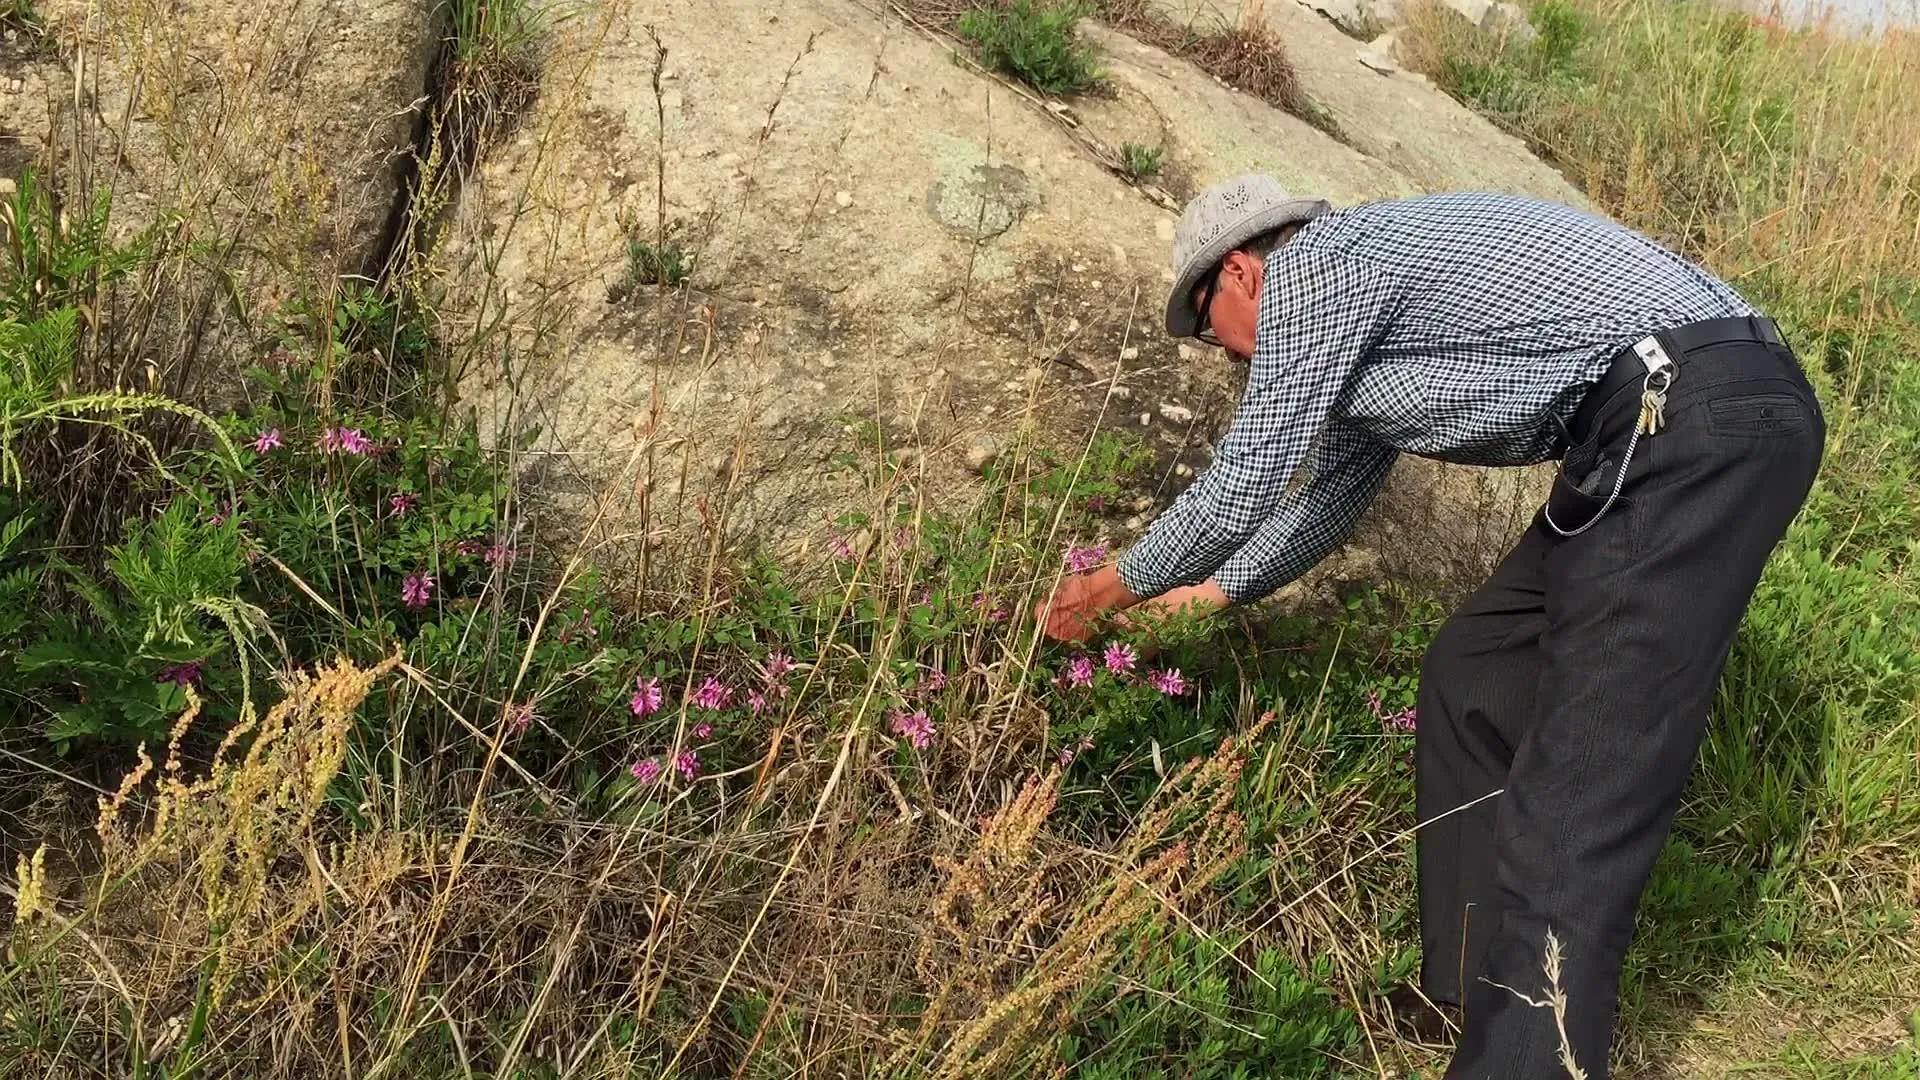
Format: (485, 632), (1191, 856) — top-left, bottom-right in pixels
(1567, 316), (1785, 445)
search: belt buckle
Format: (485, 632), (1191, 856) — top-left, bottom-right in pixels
(1632, 336), (1676, 384)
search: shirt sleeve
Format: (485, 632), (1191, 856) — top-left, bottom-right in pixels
(1117, 245), (1398, 598)
(1211, 422), (1397, 602)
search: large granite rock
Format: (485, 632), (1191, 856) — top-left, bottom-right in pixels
(436, 0), (1580, 597)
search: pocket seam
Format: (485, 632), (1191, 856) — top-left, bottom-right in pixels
(1705, 392), (1809, 439)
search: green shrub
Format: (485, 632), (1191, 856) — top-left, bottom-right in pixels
(624, 236), (695, 289)
(1120, 141), (1163, 180)
(957, 1), (1104, 96)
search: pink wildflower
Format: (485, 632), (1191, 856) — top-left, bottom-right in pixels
(250, 428), (283, 453)
(1364, 689), (1385, 717)
(1384, 707), (1418, 733)
(507, 702), (536, 734)
(155, 661), (204, 688)
(691, 676), (733, 711)
(631, 677), (664, 717)
(921, 670), (948, 695)
(1086, 495), (1108, 513)
(1057, 734), (1094, 767)
(1064, 544), (1109, 573)
(762, 652), (796, 681)
(1103, 642), (1137, 675)
(827, 532), (855, 561)
(693, 722), (714, 740)
(972, 592), (1013, 623)
(455, 539), (486, 557)
(630, 757), (662, 783)
(747, 689), (768, 715)
(1149, 668), (1188, 696)
(674, 750), (700, 781)
(389, 492), (417, 517)
(401, 572), (434, 610)
(1064, 654), (1096, 688)
(913, 587), (934, 610)
(483, 543), (515, 567)
(319, 426), (372, 456)
(888, 707), (935, 750)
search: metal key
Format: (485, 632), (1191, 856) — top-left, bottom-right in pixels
(1638, 384), (1667, 434)
(1632, 336), (1676, 436)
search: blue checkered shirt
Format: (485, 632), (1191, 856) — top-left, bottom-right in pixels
(1119, 192), (1755, 603)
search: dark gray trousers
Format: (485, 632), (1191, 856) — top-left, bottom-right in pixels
(1417, 329), (1824, 1079)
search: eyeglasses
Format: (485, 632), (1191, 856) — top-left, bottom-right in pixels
(1193, 267), (1222, 347)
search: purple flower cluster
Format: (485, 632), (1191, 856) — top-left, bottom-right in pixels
(401, 572), (434, 610)
(888, 707), (935, 750)
(1057, 648), (1185, 697)
(1365, 689), (1417, 732)
(626, 650), (798, 764)
(154, 661), (204, 688)
(318, 426), (372, 456)
(691, 676), (733, 711)
(631, 677), (664, 717)
(1064, 543), (1109, 573)
(628, 713), (723, 787)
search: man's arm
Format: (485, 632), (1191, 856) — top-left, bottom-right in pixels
(1116, 247), (1398, 600)
(1118, 426), (1397, 632)
(1212, 423), (1398, 603)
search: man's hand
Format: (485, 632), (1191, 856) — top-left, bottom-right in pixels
(1035, 563), (1142, 643)
(1113, 580), (1231, 659)
(1119, 580), (1230, 625)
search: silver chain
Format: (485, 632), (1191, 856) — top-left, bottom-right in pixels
(1542, 363), (1672, 538)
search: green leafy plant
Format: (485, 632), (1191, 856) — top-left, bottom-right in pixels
(624, 235), (695, 289)
(957, 0), (1104, 96)
(1120, 141), (1163, 180)
(1060, 926), (1360, 1078)
(0, 0), (43, 34)
(3, 500), (251, 750)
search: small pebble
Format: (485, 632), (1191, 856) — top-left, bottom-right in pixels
(834, 190), (853, 208)
(1139, 412), (1152, 427)
(963, 434), (1001, 474)
(1159, 403), (1194, 424)
(1120, 346), (1139, 361)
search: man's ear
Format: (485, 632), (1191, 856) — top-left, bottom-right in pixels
(1223, 250), (1262, 299)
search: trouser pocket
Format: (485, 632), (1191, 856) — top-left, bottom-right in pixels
(1544, 432), (1635, 537)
